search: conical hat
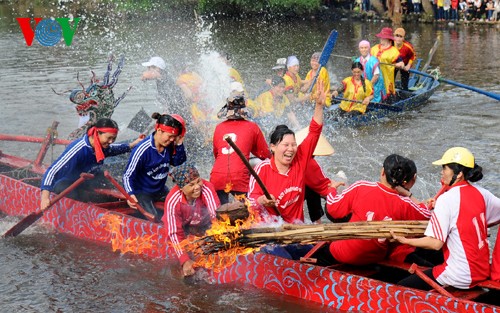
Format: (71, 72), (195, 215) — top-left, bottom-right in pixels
(295, 127), (334, 156)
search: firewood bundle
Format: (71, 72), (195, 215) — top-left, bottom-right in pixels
(193, 220), (428, 255)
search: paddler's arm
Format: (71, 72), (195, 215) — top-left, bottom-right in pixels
(40, 189), (51, 211)
(391, 232), (444, 251)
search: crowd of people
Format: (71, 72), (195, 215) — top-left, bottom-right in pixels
(38, 26), (500, 292)
(353, 0), (500, 21)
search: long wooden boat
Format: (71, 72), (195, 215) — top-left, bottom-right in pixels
(327, 62), (440, 128)
(1, 136), (500, 312)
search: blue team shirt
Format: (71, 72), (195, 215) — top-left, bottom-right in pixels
(123, 133), (186, 196)
(41, 135), (131, 192)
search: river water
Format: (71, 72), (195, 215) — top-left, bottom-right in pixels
(1, 1), (500, 312)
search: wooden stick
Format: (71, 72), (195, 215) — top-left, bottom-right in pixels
(409, 263), (454, 298)
(224, 135), (280, 216)
(103, 171), (156, 222)
(3, 173), (94, 237)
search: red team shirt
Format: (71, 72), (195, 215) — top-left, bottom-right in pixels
(162, 180), (220, 264)
(326, 181), (431, 265)
(248, 119), (332, 223)
(211, 120), (270, 192)
(427, 181), (500, 288)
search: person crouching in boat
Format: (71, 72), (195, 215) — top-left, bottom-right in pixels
(310, 154), (431, 266)
(355, 40), (386, 103)
(392, 147), (500, 290)
(248, 80), (343, 224)
(331, 62), (374, 115)
(40, 118), (141, 211)
(162, 162), (220, 277)
(123, 113), (187, 222)
(210, 86), (270, 205)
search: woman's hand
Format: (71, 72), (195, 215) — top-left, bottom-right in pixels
(175, 135), (185, 146)
(313, 80), (326, 106)
(182, 259), (196, 277)
(127, 194), (139, 209)
(129, 135), (145, 149)
(329, 180), (346, 189)
(258, 194), (276, 208)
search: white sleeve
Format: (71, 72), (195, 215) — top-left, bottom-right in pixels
(476, 186), (500, 225)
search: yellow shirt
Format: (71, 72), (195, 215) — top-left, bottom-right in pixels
(283, 71), (304, 99)
(339, 77), (374, 114)
(229, 67), (243, 84)
(371, 44), (400, 95)
(253, 90), (291, 118)
(305, 67), (331, 107)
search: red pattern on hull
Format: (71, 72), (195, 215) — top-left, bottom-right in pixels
(1, 173), (499, 312)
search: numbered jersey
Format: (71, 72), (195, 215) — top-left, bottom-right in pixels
(427, 181), (500, 289)
(210, 120), (270, 192)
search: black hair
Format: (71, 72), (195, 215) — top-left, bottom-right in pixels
(151, 112), (183, 133)
(383, 154), (416, 188)
(445, 163), (483, 183)
(352, 61), (367, 93)
(270, 125), (294, 146)
(91, 118), (119, 131)
(271, 75), (285, 87)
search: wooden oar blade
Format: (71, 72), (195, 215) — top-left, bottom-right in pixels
(3, 211), (44, 238)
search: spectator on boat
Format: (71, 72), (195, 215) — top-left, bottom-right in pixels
(40, 118), (141, 210)
(371, 28), (405, 103)
(393, 28), (416, 92)
(391, 147), (500, 290)
(255, 58), (288, 97)
(355, 40), (386, 103)
(283, 55), (310, 105)
(219, 51), (244, 85)
(210, 86), (270, 205)
(162, 162), (220, 277)
(141, 56), (189, 118)
(248, 80), (343, 224)
(310, 154), (431, 266)
(303, 52), (332, 107)
(251, 75), (300, 133)
(123, 113), (187, 222)
(331, 62), (374, 115)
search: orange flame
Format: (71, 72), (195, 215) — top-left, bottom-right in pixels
(223, 182), (234, 193)
(180, 195), (262, 272)
(96, 213), (154, 255)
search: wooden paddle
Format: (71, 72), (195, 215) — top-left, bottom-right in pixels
(307, 30), (339, 93)
(3, 173), (94, 238)
(333, 97), (403, 112)
(408, 69), (500, 101)
(103, 171), (157, 222)
(223, 135), (280, 217)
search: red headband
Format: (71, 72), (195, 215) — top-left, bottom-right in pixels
(156, 123), (180, 136)
(87, 126), (118, 163)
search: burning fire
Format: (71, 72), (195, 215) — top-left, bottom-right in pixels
(223, 182), (233, 193)
(96, 213), (154, 255)
(180, 195), (262, 272)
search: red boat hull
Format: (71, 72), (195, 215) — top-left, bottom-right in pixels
(1, 165), (499, 312)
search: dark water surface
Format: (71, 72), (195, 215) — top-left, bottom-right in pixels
(1, 2), (500, 312)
